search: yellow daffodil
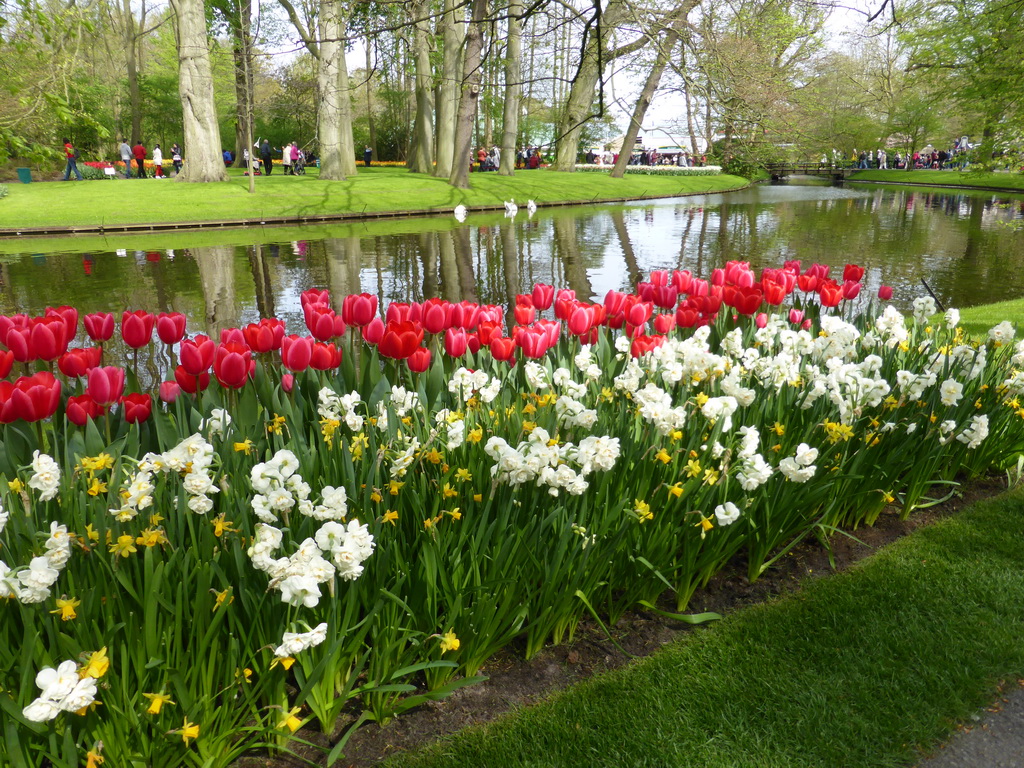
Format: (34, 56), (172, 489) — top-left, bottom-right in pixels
(270, 656), (295, 670)
(87, 477), (107, 497)
(370, 490), (383, 503)
(446, 508), (462, 521)
(670, 429), (683, 441)
(442, 483), (458, 498)
(685, 459), (702, 478)
(695, 392), (709, 406)
(51, 596), (80, 621)
(401, 416), (413, 426)
(320, 418), (340, 447)
(150, 512), (165, 526)
(212, 514), (235, 538)
(80, 648), (109, 679)
(696, 515), (714, 533)
(634, 499), (653, 522)
(600, 387), (615, 402)
(455, 468), (472, 482)
(135, 528), (167, 548)
(142, 692), (175, 715)
(86, 749), (104, 768)
(8, 478), (24, 493)
(237, 667), (253, 683)
(439, 629), (460, 653)
(109, 535), (137, 558)
(467, 427), (483, 443)
(425, 448), (443, 464)
(655, 448), (671, 464)
(266, 414), (286, 434)
(84, 524), (100, 543)
(423, 515), (441, 530)
(212, 588), (233, 611)
(522, 421), (536, 433)
(388, 480), (404, 496)
(703, 468), (720, 485)
(822, 420), (854, 444)
(233, 438), (254, 455)
(773, 422), (785, 436)
(180, 718), (200, 746)
(667, 482), (684, 498)
(466, 395), (480, 409)
(522, 402), (537, 415)
(473, 493), (483, 503)
(383, 510), (399, 525)
(881, 490), (895, 504)
(279, 706), (303, 733)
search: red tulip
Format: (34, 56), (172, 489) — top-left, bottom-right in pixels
(763, 280), (787, 306)
(310, 342), (342, 371)
(86, 366), (126, 406)
(676, 307), (699, 328)
(755, 312), (768, 328)
(631, 334), (666, 359)
(120, 393), (153, 423)
(342, 293), (378, 326)
(65, 394), (104, 426)
(842, 280), (861, 300)
(220, 327), (245, 346)
(653, 313), (676, 335)
(243, 319), (285, 353)
(531, 283), (554, 311)
(421, 298), (453, 335)
(514, 304), (537, 325)
(843, 264), (865, 283)
(386, 302), (421, 325)
(407, 346), (432, 372)
(477, 321), (502, 346)
(567, 305), (594, 336)
(627, 301), (653, 328)
(46, 306), (78, 341)
(0, 349), (12, 379)
(489, 336), (517, 362)
(672, 270), (693, 293)
(180, 335), (216, 375)
(444, 328), (468, 357)
(516, 328), (548, 359)
(121, 310), (155, 348)
(818, 280), (843, 308)
(5, 325), (34, 363)
(305, 304), (340, 342)
(159, 381), (181, 403)
(174, 366), (211, 394)
(0, 315), (27, 347)
(797, 273), (820, 293)
(452, 301), (480, 330)
(362, 317), (385, 345)
(156, 312), (187, 345)
(878, 285), (893, 301)
(301, 288), (330, 308)
(280, 334), (313, 372)
(58, 347), (102, 378)
(83, 312), (115, 342)
(789, 308), (805, 324)
(214, 343), (252, 389)
(2, 372), (61, 423)
(26, 316), (69, 361)
(281, 374), (295, 393)
(379, 321), (424, 360)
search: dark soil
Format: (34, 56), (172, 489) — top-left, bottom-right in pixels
(240, 476), (1007, 768)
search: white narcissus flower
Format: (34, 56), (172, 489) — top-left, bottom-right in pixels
(714, 502), (741, 526)
(988, 321), (1015, 344)
(943, 308), (960, 329)
(939, 379), (964, 407)
(276, 575), (321, 608)
(274, 622), (329, 657)
(201, 408), (232, 438)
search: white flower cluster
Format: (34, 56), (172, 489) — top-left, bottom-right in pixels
(913, 296), (937, 324)
(633, 383), (688, 435)
(318, 387), (364, 431)
(483, 428), (620, 497)
(201, 408), (232, 439)
(250, 449), (312, 523)
(956, 414), (989, 449)
(22, 659), (98, 722)
(274, 622), (328, 657)
(714, 501), (741, 526)
(28, 451), (61, 502)
(734, 426), (772, 491)
(524, 361), (549, 390)
(0, 521), (72, 604)
(449, 367), (502, 403)
(388, 434), (421, 479)
(574, 346), (603, 381)
(435, 410), (467, 450)
(988, 321), (1015, 345)
(128, 434), (220, 518)
(779, 443), (819, 483)
(248, 518), (374, 607)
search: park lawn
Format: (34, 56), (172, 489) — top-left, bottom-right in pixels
(0, 166), (748, 230)
(849, 169), (1024, 190)
(386, 488), (1024, 768)
(957, 298), (1024, 338)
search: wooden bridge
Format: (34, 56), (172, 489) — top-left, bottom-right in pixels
(764, 163), (858, 181)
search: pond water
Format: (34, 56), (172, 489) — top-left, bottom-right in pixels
(2, 179), (1023, 340)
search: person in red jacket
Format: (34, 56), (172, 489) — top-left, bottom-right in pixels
(62, 138), (83, 181)
(132, 141), (147, 178)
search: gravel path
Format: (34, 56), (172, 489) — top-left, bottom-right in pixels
(917, 685), (1024, 768)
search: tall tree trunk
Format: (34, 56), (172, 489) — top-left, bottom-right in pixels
(317, 0), (356, 179)
(231, 0), (253, 169)
(365, 40), (377, 161)
(449, 0), (488, 189)
(408, 0), (434, 173)
(434, 0), (463, 178)
(171, 0), (228, 182)
(498, 0), (522, 175)
(611, 22), (683, 178)
(124, 0), (142, 144)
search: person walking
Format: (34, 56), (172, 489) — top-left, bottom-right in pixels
(364, 145), (372, 167)
(119, 138), (133, 178)
(152, 144), (164, 177)
(282, 143), (293, 175)
(132, 140), (147, 178)
(290, 143), (300, 173)
(171, 143), (183, 175)
(877, 148), (887, 169)
(260, 139), (273, 175)
(61, 138), (83, 181)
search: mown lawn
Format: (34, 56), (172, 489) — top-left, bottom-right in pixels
(850, 168), (1024, 190)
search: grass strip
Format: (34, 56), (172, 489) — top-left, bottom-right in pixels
(386, 488), (1024, 768)
(957, 299), (1024, 339)
(0, 167), (747, 231)
(849, 169), (1024, 191)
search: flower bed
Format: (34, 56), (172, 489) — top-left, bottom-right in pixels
(574, 164), (722, 176)
(1, 263), (1022, 766)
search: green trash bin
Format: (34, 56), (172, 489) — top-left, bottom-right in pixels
(16, 168), (32, 184)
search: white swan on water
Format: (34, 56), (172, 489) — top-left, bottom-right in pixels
(454, 204), (467, 222)
(504, 199), (518, 217)
(526, 199), (537, 216)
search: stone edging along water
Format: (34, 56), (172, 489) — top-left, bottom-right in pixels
(0, 184), (751, 240)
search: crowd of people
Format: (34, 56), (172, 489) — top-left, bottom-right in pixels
(583, 147), (709, 167)
(471, 145), (546, 171)
(823, 139), (975, 171)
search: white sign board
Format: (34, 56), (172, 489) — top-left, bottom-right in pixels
(104, 167), (116, 176)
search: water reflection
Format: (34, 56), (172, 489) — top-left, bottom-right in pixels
(2, 182), (1023, 340)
